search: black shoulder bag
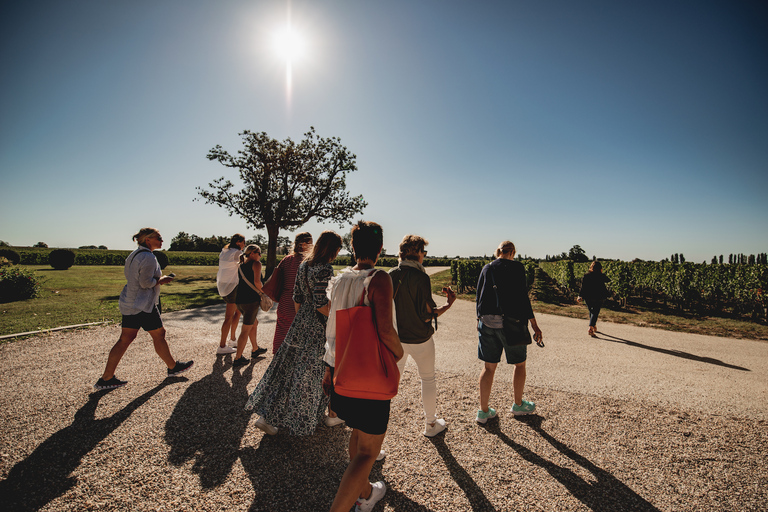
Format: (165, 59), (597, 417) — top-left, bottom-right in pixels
(488, 267), (532, 346)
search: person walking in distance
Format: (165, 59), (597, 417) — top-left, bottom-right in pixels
(474, 241), (542, 423)
(94, 227), (193, 390)
(577, 261), (610, 338)
(389, 234), (456, 437)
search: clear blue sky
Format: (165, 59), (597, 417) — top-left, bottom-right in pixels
(1, 0), (766, 262)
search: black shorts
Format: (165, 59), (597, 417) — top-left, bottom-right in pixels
(121, 306), (163, 331)
(223, 288), (237, 304)
(237, 302), (259, 325)
(330, 367), (390, 435)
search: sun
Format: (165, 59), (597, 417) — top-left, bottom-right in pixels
(273, 25), (305, 64)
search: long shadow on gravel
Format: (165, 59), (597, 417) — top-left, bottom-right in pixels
(596, 332), (750, 371)
(165, 356), (258, 488)
(239, 424), (350, 511)
(0, 381), (177, 512)
(488, 416), (661, 512)
(428, 436), (495, 511)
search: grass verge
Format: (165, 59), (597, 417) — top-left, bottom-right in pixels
(1, 265), (221, 337)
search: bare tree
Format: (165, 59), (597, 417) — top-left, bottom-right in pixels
(198, 127), (367, 272)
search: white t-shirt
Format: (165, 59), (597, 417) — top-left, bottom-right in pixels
(323, 267), (397, 367)
(216, 247), (242, 296)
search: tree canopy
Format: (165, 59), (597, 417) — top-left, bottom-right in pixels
(197, 127), (367, 272)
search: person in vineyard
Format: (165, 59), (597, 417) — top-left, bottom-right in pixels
(261, 232), (313, 354)
(215, 233), (245, 354)
(388, 234), (456, 437)
(94, 227), (193, 390)
(577, 261), (610, 337)
(474, 240), (543, 422)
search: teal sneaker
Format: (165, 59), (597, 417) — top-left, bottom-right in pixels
(511, 400), (536, 416)
(476, 407), (497, 424)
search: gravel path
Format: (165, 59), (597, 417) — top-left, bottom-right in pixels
(1, 273), (766, 511)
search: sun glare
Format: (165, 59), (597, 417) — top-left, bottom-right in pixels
(273, 26), (305, 64)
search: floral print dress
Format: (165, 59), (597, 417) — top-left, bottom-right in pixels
(244, 261), (333, 435)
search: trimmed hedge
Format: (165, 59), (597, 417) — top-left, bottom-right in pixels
(49, 249), (76, 270)
(0, 249), (21, 265)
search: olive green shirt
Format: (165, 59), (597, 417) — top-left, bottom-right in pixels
(388, 264), (437, 344)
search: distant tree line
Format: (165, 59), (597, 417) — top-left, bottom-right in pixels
(544, 245), (591, 263)
(168, 232), (292, 254)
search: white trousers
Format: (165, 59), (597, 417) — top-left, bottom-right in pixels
(397, 336), (438, 425)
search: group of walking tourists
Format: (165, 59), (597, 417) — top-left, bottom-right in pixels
(93, 221), (622, 511)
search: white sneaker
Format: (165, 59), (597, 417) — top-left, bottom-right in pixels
(376, 449), (386, 461)
(216, 346), (237, 355)
(228, 339), (238, 348)
(324, 415), (345, 427)
(424, 418), (447, 437)
(254, 416), (278, 435)
(355, 481), (386, 512)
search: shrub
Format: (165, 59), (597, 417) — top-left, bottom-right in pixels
(0, 266), (42, 302)
(0, 249), (20, 265)
(49, 249), (76, 270)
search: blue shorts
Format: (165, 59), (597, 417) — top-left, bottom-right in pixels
(478, 320), (527, 365)
(121, 306), (163, 331)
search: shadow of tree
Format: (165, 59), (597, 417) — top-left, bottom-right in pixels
(484, 416), (661, 512)
(427, 436), (496, 511)
(167, 304), (277, 325)
(165, 356), (256, 488)
(0, 381), (178, 511)
(596, 332), (750, 371)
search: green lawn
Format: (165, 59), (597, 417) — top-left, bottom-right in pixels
(0, 265), (222, 337)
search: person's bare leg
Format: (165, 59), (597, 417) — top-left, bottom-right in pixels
(230, 309), (241, 341)
(248, 319), (260, 352)
(512, 361), (527, 406)
(148, 327), (176, 368)
(101, 328), (139, 380)
(235, 324), (253, 359)
(479, 362), (497, 412)
(220, 303), (239, 347)
(330, 429), (386, 512)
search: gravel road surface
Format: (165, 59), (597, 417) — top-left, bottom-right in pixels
(1, 268), (766, 511)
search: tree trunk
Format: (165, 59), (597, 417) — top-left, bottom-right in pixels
(265, 224), (279, 276)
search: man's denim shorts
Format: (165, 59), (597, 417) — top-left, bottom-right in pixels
(477, 320), (527, 365)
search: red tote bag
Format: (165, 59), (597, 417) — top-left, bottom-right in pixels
(333, 286), (400, 400)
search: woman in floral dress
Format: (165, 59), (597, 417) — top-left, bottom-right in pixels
(245, 231), (342, 436)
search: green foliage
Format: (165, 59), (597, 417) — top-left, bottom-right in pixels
(456, 259), (489, 293)
(33, 242), (48, 248)
(49, 249), (76, 270)
(0, 266), (41, 302)
(568, 245), (589, 263)
(540, 260), (768, 320)
(0, 249), (20, 265)
(199, 127), (367, 272)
